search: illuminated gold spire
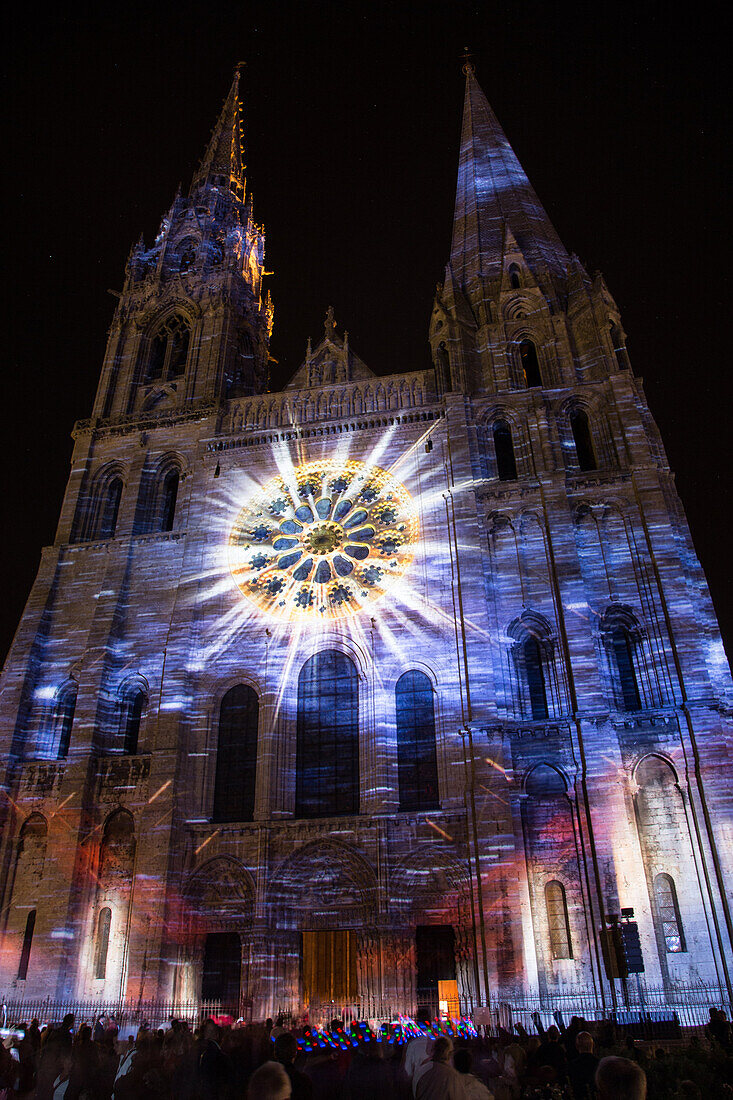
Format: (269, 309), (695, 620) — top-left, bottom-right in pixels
(191, 65), (246, 201)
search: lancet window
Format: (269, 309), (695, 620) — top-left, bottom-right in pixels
(212, 685), (259, 823)
(56, 681), (78, 758)
(94, 907), (112, 979)
(396, 670), (439, 812)
(654, 873), (685, 953)
(146, 314), (191, 382)
(569, 407), (597, 471)
(545, 880), (573, 959)
(296, 650), (359, 818)
(493, 419), (518, 481)
(519, 340), (542, 388)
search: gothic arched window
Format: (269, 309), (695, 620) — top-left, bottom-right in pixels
(610, 625), (641, 711)
(212, 685), (259, 823)
(509, 266), (521, 289)
(17, 909), (36, 980)
(94, 907), (112, 979)
(99, 477), (123, 540)
(160, 469), (179, 531)
(545, 880), (573, 959)
(519, 340), (542, 388)
(396, 670), (439, 812)
(146, 315), (191, 383)
(524, 635), (549, 720)
(436, 342), (452, 392)
(296, 650), (359, 818)
(493, 419), (518, 481)
(120, 687), (145, 754)
(56, 681), (78, 759)
(654, 873), (685, 953)
(569, 407), (597, 471)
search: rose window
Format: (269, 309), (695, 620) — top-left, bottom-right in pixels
(228, 459), (418, 620)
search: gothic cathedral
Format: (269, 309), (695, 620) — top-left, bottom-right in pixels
(1, 66), (732, 1021)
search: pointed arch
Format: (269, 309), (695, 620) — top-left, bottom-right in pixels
(75, 464), (127, 542)
(117, 677), (147, 754)
(396, 670), (439, 811)
(296, 650), (359, 818)
(569, 406), (597, 471)
(509, 613), (554, 720)
(55, 679), (78, 758)
(600, 605), (643, 711)
(144, 312), (192, 383)
(545, 881), (573, 959)
(518, 339), (542, 388)
(212, 684), (259, 823)
(270, 839), (377, 929)
(653, 873), (685, 953)
(493, 418), (518, 481)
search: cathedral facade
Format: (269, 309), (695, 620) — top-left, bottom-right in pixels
(1, 66), (732, 1022)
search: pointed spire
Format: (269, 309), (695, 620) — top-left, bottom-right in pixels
(450, 63), (569, 296)
(191, 67), (246, 200)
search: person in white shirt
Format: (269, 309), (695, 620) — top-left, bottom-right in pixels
(404, 1011), (434, 1097)
(415, 1037), (465, 1100)
(453, 1048), (494, 1099)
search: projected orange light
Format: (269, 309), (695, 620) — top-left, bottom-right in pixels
(228, 459), (418, 621)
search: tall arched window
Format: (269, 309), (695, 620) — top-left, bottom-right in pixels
(94, 907), (112, 979)
(436, 342), (452, 392)
(609, 624), (641, 711)
(509, 266), (521, 289)
(396, 671), (439, 812)
(519, 340), (542, 388)
(493, 419), (518, 481)
(545, 880), (573, 959)
(212, 685), (259, 823)
(18, 909), (36, 980)
(120, 687), (145, 754)
(569, 408), (597, 471)
(654, 873), (685, 952)
(524, 636), (549, 719)
(56, 682), (78, 759)
(160, 469), (179, 531)
(99, 478), (123, 539)
(146, 315), (191, 383)
(296, 650), (358, 818)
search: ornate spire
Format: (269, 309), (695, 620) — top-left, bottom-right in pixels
(190, 67), (246, 200)
(449, 66), (570, 294)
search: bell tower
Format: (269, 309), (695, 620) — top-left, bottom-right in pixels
(93, 69), (273, 425)
(430, 61), (630, 396)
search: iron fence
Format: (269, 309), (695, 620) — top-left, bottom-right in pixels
(0, 998), (226, 1034)
(2, 982), (730, 1039)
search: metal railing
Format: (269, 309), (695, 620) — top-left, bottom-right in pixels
(2, 982), (730, 1038)
(0, 998), (225, 1033)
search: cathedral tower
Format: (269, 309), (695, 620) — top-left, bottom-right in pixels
(0, 64), (730, 1022)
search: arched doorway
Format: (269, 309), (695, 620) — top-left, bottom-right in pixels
(183, 857), (254, 1015)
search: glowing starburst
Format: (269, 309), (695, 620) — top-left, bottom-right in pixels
(228, 459), (419, 620)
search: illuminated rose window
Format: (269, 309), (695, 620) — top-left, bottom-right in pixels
(228, 459), (419, 620)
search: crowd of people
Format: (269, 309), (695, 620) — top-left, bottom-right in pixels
(0, 1006), (731, 1100)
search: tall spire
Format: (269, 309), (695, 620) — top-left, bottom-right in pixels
(191, 67), (246, 200)
(449, 63), (570, 294)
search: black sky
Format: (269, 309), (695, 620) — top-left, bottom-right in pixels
(3, 1), (732, 668)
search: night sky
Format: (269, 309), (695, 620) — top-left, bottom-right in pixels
(4, 3), (732, 669)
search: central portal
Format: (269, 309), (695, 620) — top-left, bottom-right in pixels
(302, 930), (357, 1004)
